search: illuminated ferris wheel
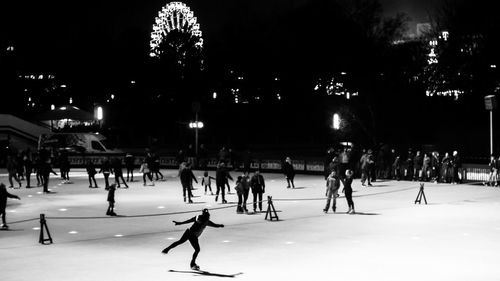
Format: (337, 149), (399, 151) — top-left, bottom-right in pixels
(149, 1), (203, 58)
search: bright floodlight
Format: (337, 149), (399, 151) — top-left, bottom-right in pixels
(333, 113), (340, 130)
(51, 104), (55, 110)
(189, 121), (204, 128)
(97, 106), (103, 121)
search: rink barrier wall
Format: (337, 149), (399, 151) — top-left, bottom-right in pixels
(66, 155), (490, 182)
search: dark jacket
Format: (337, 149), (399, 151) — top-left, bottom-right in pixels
(180, 167), (197, 185)
(283, 162), (295, 178)
(86, 162), (97, 176)
(216, 166), (233, 185)
(107, 186), (116, 203)
(250, 174), (265, 193)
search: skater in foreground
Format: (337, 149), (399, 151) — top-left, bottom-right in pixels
(162, 209), (224, 270)
(0, 183), (21, 229)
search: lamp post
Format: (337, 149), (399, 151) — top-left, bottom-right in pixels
(484, 95), (497, 155)
(333, 113), (341, 130)
(189, 117), (204, 157)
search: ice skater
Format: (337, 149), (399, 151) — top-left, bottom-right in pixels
(180, 162), (197, 203)
(161, 209), (224, 270)
(125, 153), (135, 182)
(139, 161), (154, 186)
(86, 160), (99, 188)
(215, 162), (233, 203)
(0, 183), (21, 229)
(6, 156), (22, 188)
(99, 158), (113, 190)
(283, 157), (295, 188)
(323, 170), (340, 213)
(250, 170), (265, 212)
(341, 169), (355, 214)
(201, 171), (215, 195)
(112, 157), (129, 188)
(106, 183), (117, 216)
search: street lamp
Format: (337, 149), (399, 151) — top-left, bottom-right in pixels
(485, 95), (497, 155)
(189, 120), (204, 156)
(333, 113), (341, 130)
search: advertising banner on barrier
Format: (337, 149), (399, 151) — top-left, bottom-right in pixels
(292, 160), (305, 171)
(306, 161), (324, 172)
(260, 160), (282, 170)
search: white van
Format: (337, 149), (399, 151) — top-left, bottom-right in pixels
(38, 133), (122, 154)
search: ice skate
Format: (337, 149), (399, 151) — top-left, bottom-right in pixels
(190, 264), (200, 271)
(323, 209), (328, 213)
(1, 224), (9, 229)
(161, 248), (169, 254)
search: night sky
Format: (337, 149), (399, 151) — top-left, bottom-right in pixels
(1, 0), (442, 72)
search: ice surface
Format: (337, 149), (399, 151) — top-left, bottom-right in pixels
(1, 170), (500, 281)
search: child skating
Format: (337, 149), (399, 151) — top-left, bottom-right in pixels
(161, 209), (224, 270)
(106, 184), (117, 216)
(201, 171), (215, 195)
(323, 170), (340, 213)
(341, 169), (355, 214)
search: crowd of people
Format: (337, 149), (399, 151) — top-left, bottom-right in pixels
(324, 147), (464, 186)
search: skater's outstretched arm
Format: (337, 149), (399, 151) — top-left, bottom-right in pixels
(173, 217), (196, 225)
(207, 220), (224, 228)
(50, 169), (58, 176)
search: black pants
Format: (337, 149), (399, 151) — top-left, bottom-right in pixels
(115, 173), (128, 187)
(42, 174), (49, 192)
(344, 188), (354, 209)
(237, 190), (249, 211)
(103, 173), (110, 189)
(37, 172), (43, 186)
(154, 170), (164, 180)
(143, 172), (153, 184)
(286, 176), (295, 188)
(88, 175), (98, 187)
(182, 182), (192, 201)
(163, 230), (200, 266)
(253, 191), (263, 211)
(1, 209), (6, 225)
(216, 182), (226, 201)
(26, 172), (32, 187)
(126, 168), (134, 181)
(8, 173), (21, 187)
(107, 202), (114, 214)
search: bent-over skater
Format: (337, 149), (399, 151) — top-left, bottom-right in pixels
(161, 209), (224, 270)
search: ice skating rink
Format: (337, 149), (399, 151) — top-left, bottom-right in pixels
(1, 169), (500, 281)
